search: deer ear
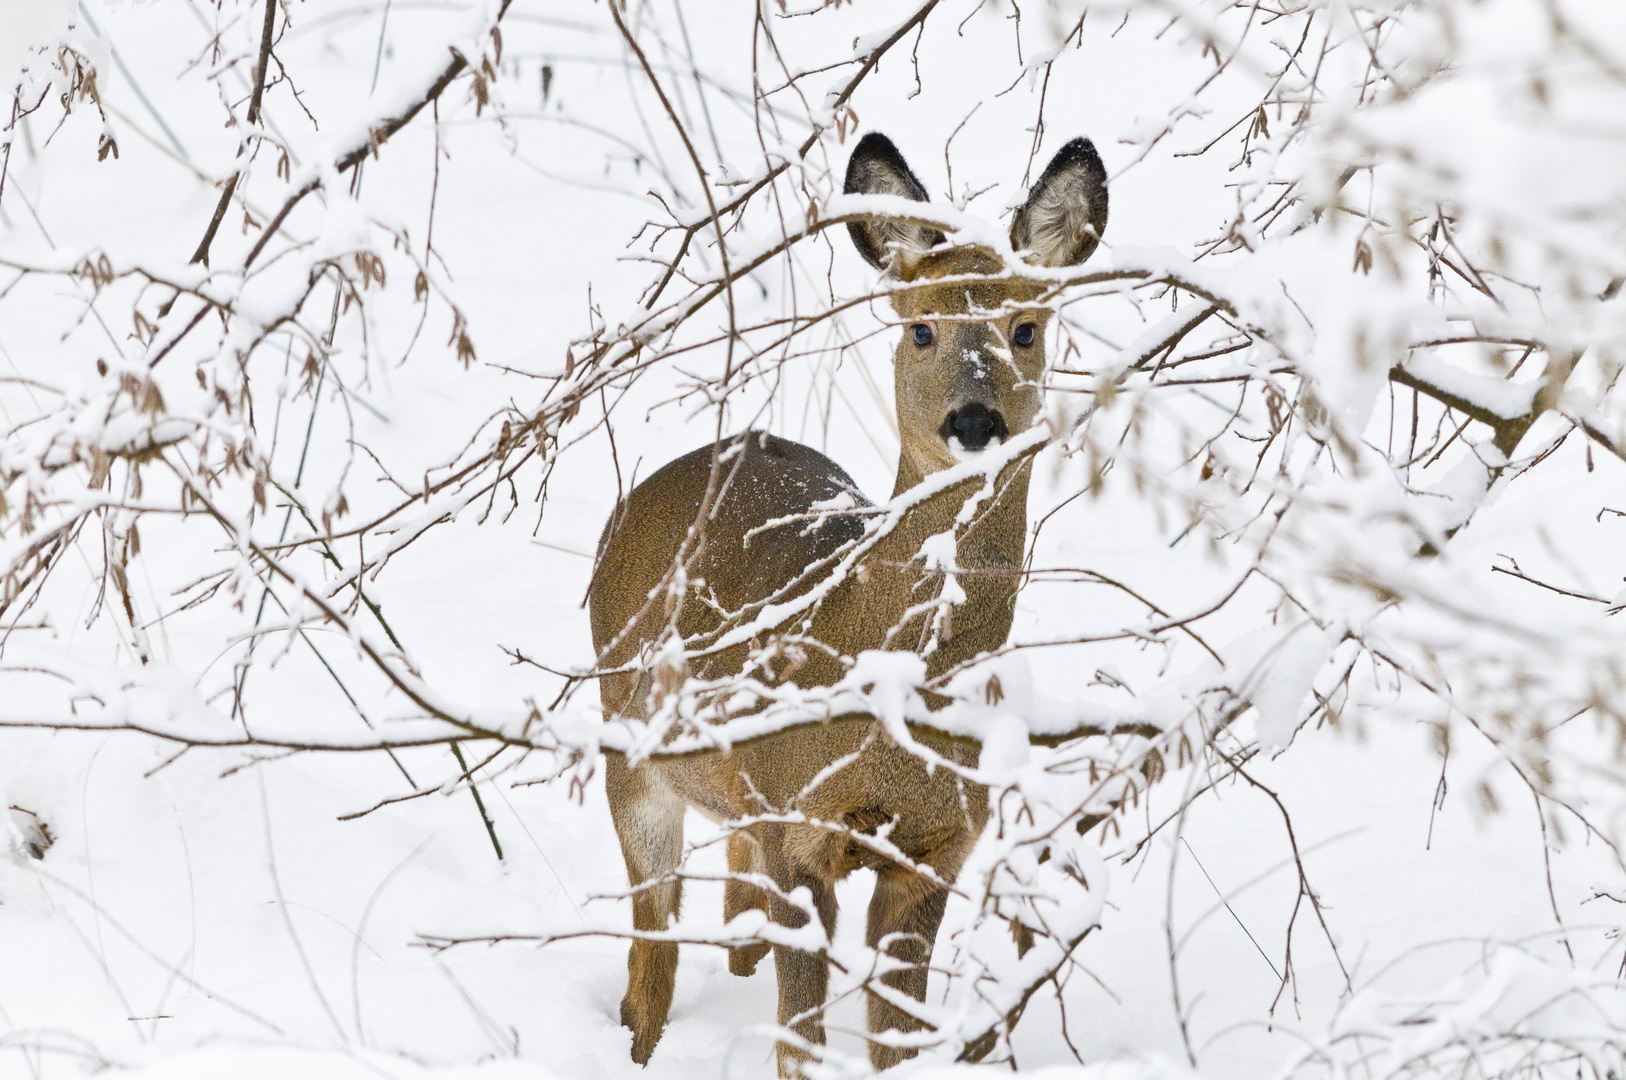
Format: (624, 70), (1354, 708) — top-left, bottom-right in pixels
(1010, 138), (1109, 267)
(843, 133), (946, 272)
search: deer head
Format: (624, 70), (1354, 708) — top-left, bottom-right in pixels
(844, 132), (1109, 483)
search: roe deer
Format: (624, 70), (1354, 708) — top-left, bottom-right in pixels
(588, 131), (1108, 1074)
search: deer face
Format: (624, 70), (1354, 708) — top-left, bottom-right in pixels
(886, 249), (1050, 472)
(844, 133), (1109, 478)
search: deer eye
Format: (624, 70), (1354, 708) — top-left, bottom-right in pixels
(1013, 323), (1036, 348)
(911, 324), (933, 347)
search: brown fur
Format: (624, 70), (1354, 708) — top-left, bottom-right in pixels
(587, 132), (1106, 1075)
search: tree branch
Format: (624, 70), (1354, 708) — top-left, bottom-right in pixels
(641, 0), (941, 308)
(187, 0), (278, 268)
(243, 1), (516, 270)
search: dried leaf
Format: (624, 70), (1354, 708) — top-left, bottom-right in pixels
(89, 448), (110, 488)
(1353, 235), (1373, 275)
(138, 379), (165, 416)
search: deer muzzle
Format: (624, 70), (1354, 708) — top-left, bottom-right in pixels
(940, 402), (1009, 453)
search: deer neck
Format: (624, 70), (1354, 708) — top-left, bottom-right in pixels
(887, 444), (1033, 573)
(805, 446), (1033, 679)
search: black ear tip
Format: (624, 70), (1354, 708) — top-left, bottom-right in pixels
(853, 131), (901, 156)
(1046, 137), (1107, 184)
(844, 132), (912, 193)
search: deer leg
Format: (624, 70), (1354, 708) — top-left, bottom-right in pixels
(864, 864), (950, 1070)
(606, 755), (685, 1065)
(725, 830), (770, 976)
(762, 833), (838, 1077)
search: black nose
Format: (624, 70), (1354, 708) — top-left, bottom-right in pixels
(939, 403), (1009, 452)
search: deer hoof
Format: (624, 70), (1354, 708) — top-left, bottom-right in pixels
(622, 996), (664, 1065)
